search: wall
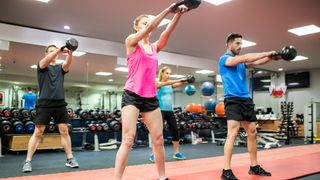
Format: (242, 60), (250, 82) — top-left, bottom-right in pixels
(253, 68), (320, 115)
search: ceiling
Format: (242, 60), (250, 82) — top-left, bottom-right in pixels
(0, 0), (320, 87)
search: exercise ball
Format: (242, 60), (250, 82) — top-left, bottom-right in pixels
(200, 82), (214, 96)
(185, 103), (199, 113)
(204, 99), (216, 112)
(215, 102), (225, 117)
(184, 84), (196, 96)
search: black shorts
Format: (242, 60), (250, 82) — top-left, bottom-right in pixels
(224, 97), (257, 122)
(121, 90), (159, 112)
(34, 106), (70, 125)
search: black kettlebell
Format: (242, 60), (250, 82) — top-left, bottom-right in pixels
(273, 45), (297, 61)
(280, 46), (297, 61)
(61, 38), (78, 52)
(173, 0), (201, 11)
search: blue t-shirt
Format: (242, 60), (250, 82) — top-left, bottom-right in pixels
(23, 92), (37, 110)
(219, 52), (250, 98)
(157, 85), (173, 111)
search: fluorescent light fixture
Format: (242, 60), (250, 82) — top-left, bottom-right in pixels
(204, 0), (232, 5)
(108, 79), (114, 82)
(195, 70), (214, 74)
(73, 51), (86, 57)
(242, 39), (256, 48)
(278, 68), (284, 71)
(148, 15), (171, 27)
(288, 25), (320, 36)
(288, 82), (299, 86)
(260, 79), (271, 83)
(30, 65), (37, 69)
(35, 0), (50, 3)
(115, 67), (128, 72)
(170, 74), (185, 78)
(96, 72), (112, 76)
(263, 85), (270, 88)
(292, 55), (309, 61)
(257, 70), (263, 74)
(64, 25), (70, 30)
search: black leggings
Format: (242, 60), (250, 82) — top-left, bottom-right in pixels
(162, 111), (179, 141)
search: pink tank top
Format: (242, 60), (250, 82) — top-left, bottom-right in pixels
(124, 43), (158, 98)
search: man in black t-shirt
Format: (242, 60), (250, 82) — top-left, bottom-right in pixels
(22, 44), (79, 173)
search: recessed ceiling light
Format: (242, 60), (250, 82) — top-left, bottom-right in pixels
(35, 0), (50, 3)
(170, 74), (185, 78)
(292, 55), (308, 61)
(278, 68), (284, 71)
(204, 0), (232, 5)
(108, 79), (114, 82)
(30, 65), (37, 69)
(115, 67), (128, 72)
(242, 39), (256, 48)
(73, 51), (86, 57)
(148, 15), (171, 27)
(288, 25), (320, 36)
(64, 25), (70, 30)
(195, 70), (214, 74)
(257, 70), (263, 74)
(96, 72), (112, 76)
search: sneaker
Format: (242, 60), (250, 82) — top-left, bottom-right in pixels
(248, 165), (271, 176)
(221, 169), (238, 180)
(22, 161), (32, 173)
(158, 177), (169, 180)
(65, 158), (79, 168)
(173, 152), (187, 160)
(149, 154), (155, 163)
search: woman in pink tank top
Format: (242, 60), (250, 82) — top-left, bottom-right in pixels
(115, 3), (188, 180)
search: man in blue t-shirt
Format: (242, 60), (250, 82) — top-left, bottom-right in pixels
(22, 87), (37, 110)
(219, 33), (279, 180)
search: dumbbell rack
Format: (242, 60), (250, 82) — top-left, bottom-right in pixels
(280, 101), (294, 144)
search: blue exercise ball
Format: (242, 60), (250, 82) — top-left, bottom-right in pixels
(184, 84), (196, 96)
(200, 82), (214, 96)
(204, 99), (217, 112)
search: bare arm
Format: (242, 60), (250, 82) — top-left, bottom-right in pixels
(225, 52), (273, 67)
(245, 56), (274, 68)
(155, 7), (187, 52)
(156, 79), (183, 89)
(125, 5), (174, 49)
(39, 49), (60, 69)
(62, 49), (73, 72)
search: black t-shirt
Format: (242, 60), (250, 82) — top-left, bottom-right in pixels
(37, 64), (68, 107)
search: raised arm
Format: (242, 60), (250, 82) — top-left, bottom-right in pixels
(125, 4), (175, 48)
(39, 48), (60, 69)
(225, 51), (275, 67)
(62, 49), (73, 72)
(155, 6), (187, 52)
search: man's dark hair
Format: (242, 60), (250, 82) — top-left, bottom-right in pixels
(27, 87), (32, 91)
(45, 44), (58, 53)
(226, 33), (242, 43)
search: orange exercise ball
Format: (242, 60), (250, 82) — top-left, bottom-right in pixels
(185, 103), (199, 113)
(215, 102), (225, 117)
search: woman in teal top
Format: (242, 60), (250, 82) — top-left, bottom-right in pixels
(149, 66), (187, 162)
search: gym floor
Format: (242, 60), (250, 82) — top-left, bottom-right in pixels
(0, 138), (319, 179)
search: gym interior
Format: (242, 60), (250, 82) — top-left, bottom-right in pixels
(0, 0), (320, 180)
